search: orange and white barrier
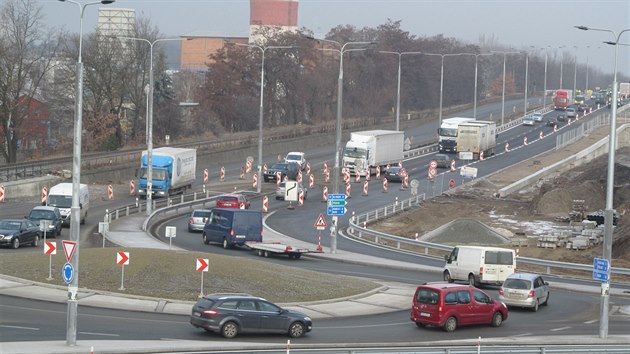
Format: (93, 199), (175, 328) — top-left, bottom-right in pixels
(345, 182), (351, 198)
(504, 143), (510, 153)
(276, 172), (282, 186)
(355, 171), (361, 183)
(0, 185), (5, 202)
(382, 178), (388, 193)
(262, 196), (269, 213)
(239, 167), (245, 180)
(322, 185), (328, 202)
(297, 171), (303, 184)
(130, 180), (135, 195)
(252, 173), (258, 189)
(220, 166), (225, 181)
(376, 166), (381, 179)
(41, 186), (48, 204)
(298, 190), (304, 206)
(107, 184), (113, 200)
(523, 137), (528, 146)
(309, 174), (314, 189)
(363, 180), (369, 196)
(203, 168), (208, 184)
(365, 170), (371, 181)
(245, 160), (252, 173)
(306, 162), (311, 175)
(479, 151), (484, 160)
(540, 131), (544, 139)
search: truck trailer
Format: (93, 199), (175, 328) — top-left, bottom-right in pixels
(456, 120), (497, 160)
(137, 147), (196, 197)
(438, 117), (476, 153)
(342, 130), (404, 176)
(553, 90), (573, 110)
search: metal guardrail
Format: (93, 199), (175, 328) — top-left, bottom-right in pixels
(274, 345), (630, 354)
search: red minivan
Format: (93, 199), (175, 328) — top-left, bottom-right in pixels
(216, 194), (250, 209)
(410, 283), (508, 332)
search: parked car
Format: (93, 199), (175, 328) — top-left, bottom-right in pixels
(25, 206), (62, 237)
(546, 117), (558, 127)
(522, 116), (535, 126)
(276, 181), (308, 200)
(216, 193), (250, 209)
(263, 162), (300, 182)
(383, 166), (406, 182)
(532, 112), (544, 122)
(0, 219), (41, 249)
(285, 152), (307, 171)
(566, 107), (577, 119)
(188, 209), (212, 232)
(499, 273), (550, 312)
(190, 293), (312, 338)
(410, 283), (508, 332)
(202, 208), (262, 249)
(433, 154), (451, 168)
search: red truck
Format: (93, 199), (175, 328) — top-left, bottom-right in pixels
(553, 90), (570, 110)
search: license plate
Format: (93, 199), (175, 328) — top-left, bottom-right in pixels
(193, 312), (201, 316)
(236, 235), (246, 238)
(420, 312), (431, 317)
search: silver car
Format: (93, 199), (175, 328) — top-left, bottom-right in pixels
(532, 112), (544, 122)
(188, 209), (211, 232)
(499, 273), (550, 312)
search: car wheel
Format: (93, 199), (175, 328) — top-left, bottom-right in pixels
(532, 299), (539, 312)
(543, 293), (550, 306)
(11, 237), (20, 249)
(202, 233), (209, 245)
(221, 321), (239, 339)
(468, 274), (477, 287)
(293, 253), (301, 259)
(415, 322), (426, 328)
(222, 238), (230, 249)
(288, 321), (305, 338)
(492, 312), (503, 327)
(444, 316), (457, 332)
(32, 234), (40, 247)
(443, 271), (453, 283)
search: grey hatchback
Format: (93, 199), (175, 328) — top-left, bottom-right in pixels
(190, 293), (312, 338)
(499, 272), (550, 312)
(188, 209), (211, 232)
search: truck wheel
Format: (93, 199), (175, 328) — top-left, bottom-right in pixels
(443, 271), (453, 283)
(258, 250), (264, 257)
(468, 274), (478, 287)
(293, 253), (301, 259)
(264, 250), (270, 257)
(202, 233), (209, 245)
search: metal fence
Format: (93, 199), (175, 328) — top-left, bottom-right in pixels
(555, 113), (611, 150)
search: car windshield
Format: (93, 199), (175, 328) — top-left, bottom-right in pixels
(138, 168), (167, 181)
(29, 210), (55, 219)
(0, 221), (21, 230)
(286, 154), (302, 161)
(503, 279), (531, 290)
(438, 128), (458, 137)
(47, 195), (72, 208)
(388, 167), (402, 173)
(343, 147), (367, 158)
(271, 163), (287, 170)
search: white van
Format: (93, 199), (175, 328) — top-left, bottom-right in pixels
(46, 183), (89, 226)
(443, 245), (515, 286)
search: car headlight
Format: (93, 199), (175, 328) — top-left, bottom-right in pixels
(304, 316), (312, 322)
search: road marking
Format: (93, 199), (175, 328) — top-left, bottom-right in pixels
(584, 319), (598, 324)
(513, 333), (532, 337)
(550, 326), (571, 332)
(79, 332), (119, 337)
(0, 325), (39, 331)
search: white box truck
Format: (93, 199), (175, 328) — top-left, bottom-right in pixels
(342, 130), (404, 176)
(46, 183), (90, 226)
(137, 147), (196, 197)
(443, 245), (516, 286)
(456, 120), (497, 160)
(437, 117), (476, 153)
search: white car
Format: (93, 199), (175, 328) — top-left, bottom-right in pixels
(285, 152), (307, 170)
(532, 112), (544, 122)
(522, 116), (535, 126)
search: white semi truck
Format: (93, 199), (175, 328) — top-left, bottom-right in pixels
(438, 117), (476, 153)
(137, 147), (196, 197)
(456, 120), (497, 160)
(342, 130), (404, 176)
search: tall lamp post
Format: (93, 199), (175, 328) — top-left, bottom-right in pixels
(231, 42), (295, 193)
(572, 45), (579, 96)
(559, 45), (565, 89)
(491, 50), (520, 125)
(423, 53), (469, 129)
(575, 25), (630, 339)
(524, 50), (530, 117)
(308, 37), (375, 253)
(379, 51), (424, 131)
(58, 0), (115, 346)
(471, 53), (493, 119)
(115, 36), (186, 215)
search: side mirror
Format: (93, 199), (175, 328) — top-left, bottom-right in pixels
(544, 282), (549, 286)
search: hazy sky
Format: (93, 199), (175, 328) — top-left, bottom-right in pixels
(41, 0), (630, 77)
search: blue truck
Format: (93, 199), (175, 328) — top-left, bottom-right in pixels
(137, 147), (196, 198)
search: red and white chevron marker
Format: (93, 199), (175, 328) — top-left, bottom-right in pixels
(325, 170), (330, 184)
(363, 180), (369, 196)
(524, 136), (528, 146)
(504, 142), (510, 153)
(220, 166), (225, 181)
(345, 182), (351, 198)
(298, 190), (304, 206)
(129, 180), (135, 196)
(262, 196), (269, 213)
(450, 160), (456, 172)
(203, 168), (208, 184)
(540, 130), (544, 139)
(41, 187), (48, 204)
(306, 162), (311, 175)
(298, 171), (302, 184)
(263, 164), (268, 174)
(44, 241), (56, 255)
(321, 185), (328, 202)
(376, 166), (381, 179)
(107, 184), (113, 200)
(365, 170), (371, 181)
(239, 167), (244, 180)
(382, 178), (388, 193)
(480, 151), (484, 160)
(553, 124), (558, 133)
(252, 173), (258, 189)
(196, 258), (209, 272)
(117, 251), (129, 265)
(276, 172), (281, 186)
(309, 174), (314, 189)
(0, 185), (5, 202)
(355, 171), (361, 183)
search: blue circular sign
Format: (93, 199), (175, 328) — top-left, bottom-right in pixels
(62, 262), (74, 284)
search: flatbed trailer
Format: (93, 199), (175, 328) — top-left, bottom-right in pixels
(245, 242), (322, 259)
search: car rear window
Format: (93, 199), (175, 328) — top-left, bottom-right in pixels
(416, 289), (440, 304)
(503, 279), (531, 289)
(196, 298), (216, 308)
(219, 197), (238, 203)
(193, 211), (211, 218)
(233, 213), (262, 228)
(485, 251), (513, 265)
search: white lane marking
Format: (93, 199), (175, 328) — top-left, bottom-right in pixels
(584, 320), (598, 324)
(550, 326), (571, 331)
(0, 325), (39, 331)
(79, 332), (119, 337)
(513, 333), (532, 337)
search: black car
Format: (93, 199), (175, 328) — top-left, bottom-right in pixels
(577, 103), (589, 112)
(26, 206), (62, 237)
(0, 219), (41, 249)
(383, 166), (405, 182)
(190, 294), (312, 338)
(263, 162), (299, 182)
(556, 113), (567, 122)
(546, 117), (558, 127)
(433, 154), (451, 169)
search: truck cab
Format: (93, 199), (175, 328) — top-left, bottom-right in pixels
(438, 118), (476, 153)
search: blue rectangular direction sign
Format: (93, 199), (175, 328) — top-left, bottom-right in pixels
(327, 206), (347, 216)
(593, 271), (608, 282)
(593, 257), (609, 272)
(327, 194), (347, 201)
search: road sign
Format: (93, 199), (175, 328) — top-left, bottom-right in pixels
(314, 213), (328, 230)
(460, 166), (478, 178)
(45, 241), (56, 255)
(459, 151), (473, 160)
(196, 258), (209, 272)
(62, 262), (74, 284)
(117, 251), (130, 265)
(165, 226), (177, 238)
(429, 160), (438, 169)
(327, 206), (347, 216)
(428, 167), (437, 178)
(593, 257), (609, 281)
(328, 200), (347, 206)
(62, 240), (77, 262)
(449, 179), (455, 189)
(327, 193), (346, 200)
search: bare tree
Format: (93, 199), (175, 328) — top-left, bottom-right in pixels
(0, 0), (60, 163)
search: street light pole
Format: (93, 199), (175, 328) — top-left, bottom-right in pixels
(585, 46), (590, 92)
(58, 0), (114, 346)
(575, 24), (630, 340)
(309, 37), (375, 254)
(115, 36), (185, 215)
(491, 50), (520, 125)
(471, 53), (492, 119)
(232, 43), (295, 193)
(524, 51), (529, 117)
(573, 45), (578, 97)
(543, 48), (548, 110)
(379, 51), (424, 131)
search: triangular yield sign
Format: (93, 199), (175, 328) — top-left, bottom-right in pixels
(62, 240), (77, 262)
(314, 213), (328, 228)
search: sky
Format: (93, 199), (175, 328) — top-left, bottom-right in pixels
(40, 0), (630, 78)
